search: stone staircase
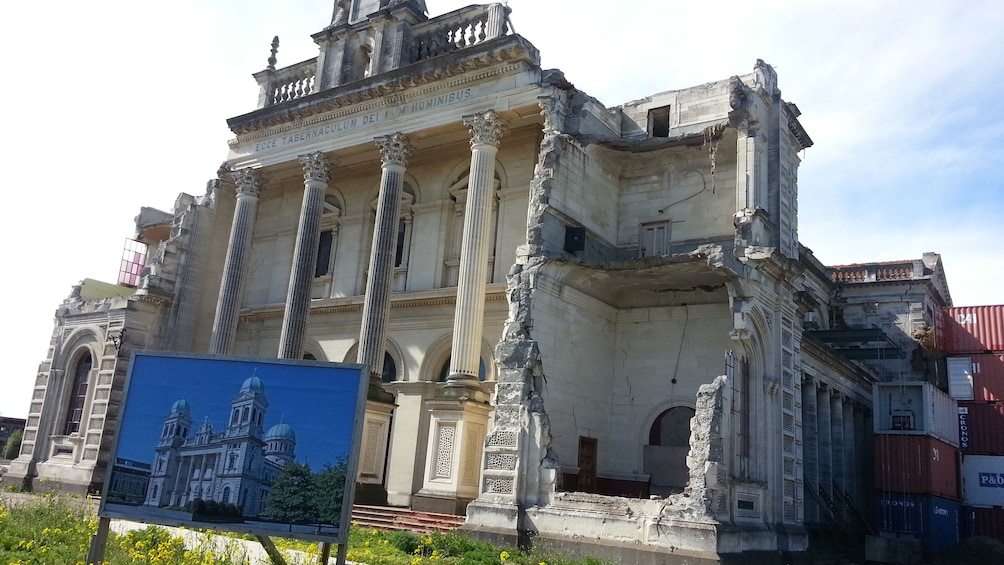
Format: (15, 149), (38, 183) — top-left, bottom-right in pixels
(350, 505), (466, 534)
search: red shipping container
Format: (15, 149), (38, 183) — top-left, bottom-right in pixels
(938, 305), (1004, 354)
(971, 506), (1004, 543)
(959, 401), (1004, 455)
(972, 354), (1004, 401)
(874, 434), (960, 500)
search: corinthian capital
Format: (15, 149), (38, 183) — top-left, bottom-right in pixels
(299, 152), (332, 183)
(232, 167), (265, 198)
(464, 110), (508, 147)
(374, 132), (414, 167)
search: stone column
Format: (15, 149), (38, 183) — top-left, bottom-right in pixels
(447, 110), (507, 389)
(816, 384), (832, 501)
(210, 167), (265, 355)
(278, 152), (332, 360)
(843, 399), (856, 509)
(358, 133), (412, 396)
(830, 392), (845, 498)
(801, 375), (819, 524)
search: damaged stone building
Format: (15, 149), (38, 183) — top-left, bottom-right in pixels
(6, 1), (955, 561)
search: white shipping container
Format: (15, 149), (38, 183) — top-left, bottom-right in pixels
(962, 455), (1004, 508)
(873, 382), (960, 447)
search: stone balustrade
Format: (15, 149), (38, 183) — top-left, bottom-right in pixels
(255, 58), (318, 108)
(410, 4), (510, 63)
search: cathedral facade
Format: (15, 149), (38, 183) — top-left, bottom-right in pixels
(142, 376), (295, 516)
(5, 1), (954, 561)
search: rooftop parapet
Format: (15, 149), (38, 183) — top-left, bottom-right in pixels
(251, 3), (511, 111)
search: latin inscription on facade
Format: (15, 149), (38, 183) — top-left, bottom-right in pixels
(251, 88), (474, 154)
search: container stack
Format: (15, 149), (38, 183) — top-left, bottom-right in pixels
(936, 305), (1004, 543)
(872, 381), (961, 554)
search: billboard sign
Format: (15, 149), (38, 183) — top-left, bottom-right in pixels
(99, 351), (367, 544)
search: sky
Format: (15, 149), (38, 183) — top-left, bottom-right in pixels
(1, 0), (1002, 419)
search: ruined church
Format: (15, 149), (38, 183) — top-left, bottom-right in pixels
(5, 1), (953, 561)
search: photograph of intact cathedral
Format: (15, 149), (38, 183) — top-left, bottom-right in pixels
(100, 352), (364, 541)
(141, 374), (296, 515)
(5, 1), (960, 562)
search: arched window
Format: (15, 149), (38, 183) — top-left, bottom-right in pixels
(438, 357), (486, 382)
(231, 408), (239, 425)
(649, 406), (695, 447)
(222, 486), (231, 504)
(382, 351), (397, 383)
(241, 407), (250, 423)
(63, 351), (92, 435)
(645, 406), (696, 496)
(152, 484), (159, 499)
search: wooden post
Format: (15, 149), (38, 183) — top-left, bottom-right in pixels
(336, 542), (348, 565)
(318, 541), (331, 563)
(85, 517), (111, 564)
(255, 535), (289, 565)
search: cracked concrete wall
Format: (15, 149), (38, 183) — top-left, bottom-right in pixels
(613, 139), (738, 251)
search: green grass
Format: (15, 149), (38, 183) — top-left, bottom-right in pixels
(0, 493), (607, 565)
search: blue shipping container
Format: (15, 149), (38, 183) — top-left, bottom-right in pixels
(874, 493), (960, 554)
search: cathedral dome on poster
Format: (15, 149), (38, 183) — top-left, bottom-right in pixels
(265, 421), (295, 441)
(240, 375), (265, 393)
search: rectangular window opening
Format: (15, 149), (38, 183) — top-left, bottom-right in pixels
(648, 105), (671, 138)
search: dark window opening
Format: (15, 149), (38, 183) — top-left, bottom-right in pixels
(315, 230), (333, 277)
(63, 352), (92, 435)
(382, 352), (397, 383)
(649, 105), (671, 137)
(394, 218), (407, 267)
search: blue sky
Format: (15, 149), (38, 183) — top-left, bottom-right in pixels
(1, 0), (1002, 418)
(113, 353), (366, 469)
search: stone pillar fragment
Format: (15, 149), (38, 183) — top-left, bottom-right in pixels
(447, 110), (507, 389)
(278, 152), (332, 359)
(358, 133), (412, 398)
(210, 167), (264, 355)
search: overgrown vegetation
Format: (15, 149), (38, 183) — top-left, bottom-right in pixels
(0, 493), (608, 565)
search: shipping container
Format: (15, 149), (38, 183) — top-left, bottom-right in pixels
(947, 354), (1004, 401)
(958, 401), (1004, 455)
(937, 305), (1004, 354)
(874, 434), (960, 500)
(962, 455), (1004, 508)
(873, 492), (960, 554)
(969, 506), (1004, 543)
(874, 382), (960, 447)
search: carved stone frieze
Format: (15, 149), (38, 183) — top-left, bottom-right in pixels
(374, 132), (413, 167)
(298, 151), (332, 183)
(232, 167), (265, 198)
(464, 110), (507, 147)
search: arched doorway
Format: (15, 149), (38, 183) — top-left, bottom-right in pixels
(644, 406), (695, 496)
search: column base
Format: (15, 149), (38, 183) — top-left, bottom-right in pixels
(354, 481), (389, 506)
(412, 491), (474, 515)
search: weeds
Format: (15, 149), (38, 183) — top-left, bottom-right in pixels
(0, 494), (606, 565)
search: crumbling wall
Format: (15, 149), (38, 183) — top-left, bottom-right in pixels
(673, 374), (729, 521)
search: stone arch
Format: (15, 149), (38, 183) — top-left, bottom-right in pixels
(419, 332), (496, 382)
(53, 328), (102, 439)
(731, 305), (772, 481)
(342, 337), (407, 383)
(301, 338), (326, 362)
